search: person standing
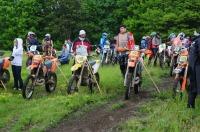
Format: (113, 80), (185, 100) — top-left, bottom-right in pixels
(72, 30), (91, 56)
(152, 32), (162, 66)
(187, 30), (200, 108)
(116, 25), (135, 78)
(10, 38), (23, 90)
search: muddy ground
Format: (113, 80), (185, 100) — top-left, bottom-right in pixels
(47, 77), (172, 132)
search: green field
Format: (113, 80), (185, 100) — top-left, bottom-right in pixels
(0, 51), (199, 132)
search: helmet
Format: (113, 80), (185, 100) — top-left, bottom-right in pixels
(79, 30), (86, 35)
(102, 33), (108, 38)
(142, 36), (146, 39)
(150, 32), (156, 36)
(28, 31), (35, 36)
(194, 30), (200, 36)
(178, 32), (185, 39)
(168, 33), (176, 40)
(45, 33), (51, 38)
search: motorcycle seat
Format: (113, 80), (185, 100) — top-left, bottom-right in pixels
(89, 61), (96, 66)
(45, 60), (53, 70)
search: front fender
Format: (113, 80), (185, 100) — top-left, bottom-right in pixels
(71, 63), (82, 71)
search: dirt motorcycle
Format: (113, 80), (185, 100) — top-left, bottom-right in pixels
(22, 55), (57, 99)
(123, 45), (145, 99)
(0, 52), (10, 85)
(158, 43), (171, 68)
(68, 55), (100, 94)
(169, 45), (181, 76)
(101, 40), (112, 67)
(25, 45), (40, 67)
(172, 47), (189, 99)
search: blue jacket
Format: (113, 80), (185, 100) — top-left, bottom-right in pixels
(141, 39), (148, 49)
(100, 37), (106, 52)
(59, 49), (70, 62)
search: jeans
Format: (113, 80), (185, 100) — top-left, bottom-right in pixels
(12, 65), (23, 88)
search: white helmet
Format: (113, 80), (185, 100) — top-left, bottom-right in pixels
(79, 30), (86, 35)
(28, 31), (35, 36)
(45, 33), (51, 38)
(142, 36), (146, 39)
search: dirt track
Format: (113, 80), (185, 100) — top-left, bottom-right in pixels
(47, 77), (172, 132)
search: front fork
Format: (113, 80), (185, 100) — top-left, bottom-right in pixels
(182, 64), (188, 91)
(33, 63), (42, 87)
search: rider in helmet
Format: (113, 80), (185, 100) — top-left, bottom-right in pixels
(26, 31), (35, 44)
(99, 33), (109, 60)
(178, 32), (190, 48)
(140, 36), (148, 49)
(42, 33), (54, 56)
(29, 32), (39, 46)
(100, 33), (109, 53)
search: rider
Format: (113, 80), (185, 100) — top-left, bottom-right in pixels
(152, 32), (162, 66)
(178, 32), (190, 48)
(29, 33), (39, 46)
(147, 32), (156, 65)
(116, 25), (135, 79)
(187, 30), (200, 108)
(140, 36), (148, 49)
(99, 33), (109, 60)
(72, 30), (91, 56)
(42, 33), (54, 56)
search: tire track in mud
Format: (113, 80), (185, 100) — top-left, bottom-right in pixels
(47, 77), (172, 132)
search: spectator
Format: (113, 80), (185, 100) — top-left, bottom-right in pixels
(58, 44), (70, 65)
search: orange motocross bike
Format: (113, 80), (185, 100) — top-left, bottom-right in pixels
(0, 52), (10, 85)
(124, 45), (146, 99)
(22, 55), (57, 99)
(172, 47), (189, 99)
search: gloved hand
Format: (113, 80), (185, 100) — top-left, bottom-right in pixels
(8, 56), (14, 61)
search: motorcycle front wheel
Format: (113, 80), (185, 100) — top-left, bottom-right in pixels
(67, 76), (79, 94)
(26, 57), (32, 67)
(1, 69), (10, 83)
(172, 77), (183, 100)
(45, 72), (57, 93)
(22, 75), (35, 99)
(125, 73), (132, 100)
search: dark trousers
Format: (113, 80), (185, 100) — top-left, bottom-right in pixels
(119, 55), (128, 78)
(12, 65), (23, 88)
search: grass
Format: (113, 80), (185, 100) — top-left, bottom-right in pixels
(0, 51), (125, 132)
(115, 65), (200, 131)
(1, 51), (198, 132)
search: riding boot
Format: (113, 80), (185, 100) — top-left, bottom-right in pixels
(187, 92), (197, 108)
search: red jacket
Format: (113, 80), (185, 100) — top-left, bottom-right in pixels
(73, 37), (91, 55)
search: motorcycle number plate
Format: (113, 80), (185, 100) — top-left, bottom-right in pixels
(179, 56), (187, 62)
(104, 45), (110, 49)
(33, 55), (42, 59)
(174, 46), (180, 52)
(30, 45), (37, 51)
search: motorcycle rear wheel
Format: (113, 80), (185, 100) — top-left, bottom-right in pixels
(89, 72), (100, 93)
(22, 75), (35, 99)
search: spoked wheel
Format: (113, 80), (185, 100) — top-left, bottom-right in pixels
(173, 77), (183, 100)
(89, 72), (100, 93)
(101, 54), (105, 67)
(22, 75), (35, 99)
(26, 57), (32, 67)
(1, 69), (10, 83)
(67, 76), (79, 94)
(125, 73), (132, 100)
(45, 72), (57, 93)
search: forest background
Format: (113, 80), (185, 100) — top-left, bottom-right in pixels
(0, 0), (200, 50)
